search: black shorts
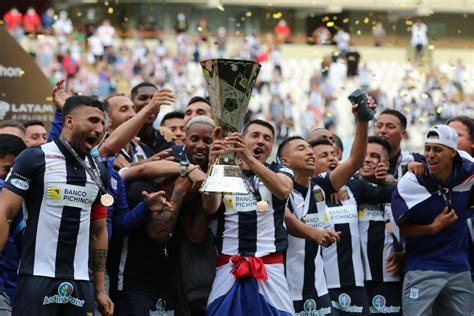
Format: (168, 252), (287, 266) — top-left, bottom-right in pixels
(114, 290), (175, 316)
(329, 287), (370, 316)
(366, 281), (402, 315)
(294, 293), (334, 315)
(12, 275), (94, 316)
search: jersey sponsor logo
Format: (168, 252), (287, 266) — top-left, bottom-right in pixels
(302, 213), (325, 229)
(313, 188), (325, 202)
(149, 298), (174, 316)
(9, 177), (30, 190)
(45, 154), (65, 160)
(295, 298), (332, 315)
(224, 194), (256, 212)
(43, 282), (85, 307)
(358, 206), (384, 221)
(46, 183), (98, 209)
(332, 293), (363, 313)
(370, 295), (401, 314)
(327, 206), (358, 224)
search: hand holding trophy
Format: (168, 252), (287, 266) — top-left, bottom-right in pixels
(199, 59), (261, 194)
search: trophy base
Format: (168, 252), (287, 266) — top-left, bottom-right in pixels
(200, 165), (249, 194)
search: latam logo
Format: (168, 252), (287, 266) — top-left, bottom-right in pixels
(0, 64), (25, 78)
(0, 100), (55, 120)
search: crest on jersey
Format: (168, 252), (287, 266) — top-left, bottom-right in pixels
(313, 188), (324, 202)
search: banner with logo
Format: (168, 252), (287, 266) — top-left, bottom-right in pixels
(0, 26), (54, 127)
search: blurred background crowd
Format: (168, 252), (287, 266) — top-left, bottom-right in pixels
(1, 1), (473, 154)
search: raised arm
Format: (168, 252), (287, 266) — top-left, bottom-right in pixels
(99, 88), (175, 157)
(329, 99), (375, 190)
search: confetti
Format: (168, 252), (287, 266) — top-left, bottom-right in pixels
(108, 7), (114, 14)
(246, 11), (252, 17)
(273, 12), (282, 19)
(364, 17), (369, 24)
(327, 21), (334, 27)
(343, 18), (350, 23)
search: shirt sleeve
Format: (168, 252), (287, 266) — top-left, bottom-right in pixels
(351, 179), (394, 206)
(4, 147), (44, 197)
(312, 172), (336, 196)
(272, 163), (295, 182)
(47, 108), (63, 142)
(109, 170), (150, 237)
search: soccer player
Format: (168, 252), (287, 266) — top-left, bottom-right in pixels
(0, 95), (114, 315)
(373, 109), (423, 179)
(358, 136), (402, 315)
(278, 99), (374, 315)
(204, 119), (295, 315)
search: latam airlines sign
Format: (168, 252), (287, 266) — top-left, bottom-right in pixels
(0, 26), (54, 127)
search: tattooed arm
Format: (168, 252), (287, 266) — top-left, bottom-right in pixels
(146, 176), (193, 243)
(91, 218), (114, 316)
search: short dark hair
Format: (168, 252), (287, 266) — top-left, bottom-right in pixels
(23, 119), (45, 129)
(447, 116), (474, 140)
(309, 138), (333, 148)
(379, 109), (407, 130)
(102, 93), (126, 114)
(368, 135), (392, 156)
(242, 119), (275, 137)
(277, 136), (304, 159)
(332, 133), (344, 152)
(130, 82), (157, 101)
(61, 95), (104, 122)
(0, 134), (27, 158)
(161, 111), (184, 126)
(0, 120), (25, 133)
(187, 96), (211, 107)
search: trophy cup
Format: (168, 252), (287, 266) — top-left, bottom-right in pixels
(200, 59), (261, 194)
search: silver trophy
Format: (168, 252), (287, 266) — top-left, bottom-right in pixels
(200, 59), (261, 194)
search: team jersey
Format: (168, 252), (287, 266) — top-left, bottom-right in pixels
(286, 173), (336, 301)
(322, 178), (393, 289)
(358, 200), (400, 283)
(388, 150), (422, 180)
(5, 140), (105, 281)
(215, 163), (294, 257)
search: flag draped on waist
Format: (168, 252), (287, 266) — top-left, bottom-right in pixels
(207, 252), (294, 316)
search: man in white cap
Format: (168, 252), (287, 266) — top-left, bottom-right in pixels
(391, 125), (474, 315)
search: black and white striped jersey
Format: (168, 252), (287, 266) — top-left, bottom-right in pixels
(286, 174), (335, 301)
(215, 164), (294, 257)
(5, 140), (103, 281)
(359, 203), (400, 283)
(322, 184), (363, 289)
(322, 178), (393, 289)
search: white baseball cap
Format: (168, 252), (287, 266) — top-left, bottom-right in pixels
(425, 124), (458, 151)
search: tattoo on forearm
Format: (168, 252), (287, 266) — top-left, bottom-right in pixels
(92, 249), (107, 272)
(147, 183), (189, 242)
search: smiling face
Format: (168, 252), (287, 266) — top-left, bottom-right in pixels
(107, 95), (135, 131)
(183, 101), (212, 126)
(185, 123), (213, 169)
(359, 142), (389, 179)
(280, 139), (315, 177)
(424, 141), (456, 181)
(66, 106), (105, 155)
(374, 114), (406, 156)
(163, 117), (185, 145)
(243, 123), (274, 163)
